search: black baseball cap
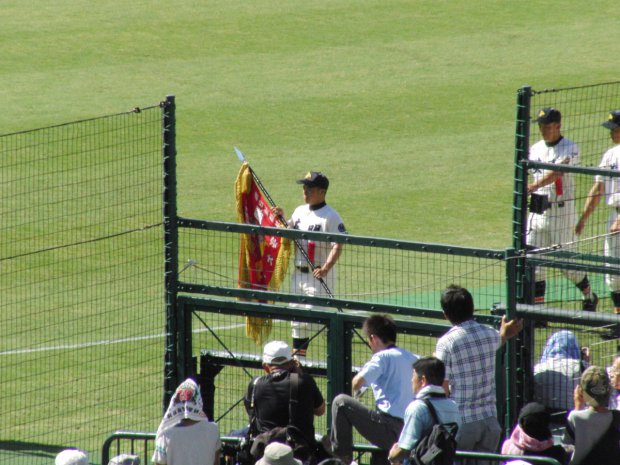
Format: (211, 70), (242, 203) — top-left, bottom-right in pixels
(535, 107), (561, 124)
(602, 110), (620, 130)
(296, 171), (329, 190)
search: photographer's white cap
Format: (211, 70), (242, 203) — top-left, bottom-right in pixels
(263, 341), (293, 365)
(55, 449), (89, 465)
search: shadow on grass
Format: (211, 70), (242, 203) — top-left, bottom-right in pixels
(0, 439), (67, 460)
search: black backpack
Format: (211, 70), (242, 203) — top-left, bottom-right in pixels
(409, 397), (459, 465)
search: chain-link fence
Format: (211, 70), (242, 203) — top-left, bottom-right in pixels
(0, 100), (169, 465)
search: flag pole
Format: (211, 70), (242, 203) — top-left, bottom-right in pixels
(234, 147), (340, 303)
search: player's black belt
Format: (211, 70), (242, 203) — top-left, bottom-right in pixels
(295, 265), (320, 273)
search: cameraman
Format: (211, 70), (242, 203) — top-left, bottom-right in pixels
(244, 341), (325, 459)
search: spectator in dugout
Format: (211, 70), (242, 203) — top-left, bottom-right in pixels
(533, 330), (588, 418)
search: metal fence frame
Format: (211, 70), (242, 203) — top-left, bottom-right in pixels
(162, 209), (520, 430)
(101, 431), (562, 465)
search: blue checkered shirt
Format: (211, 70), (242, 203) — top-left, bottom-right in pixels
(435, 319), (500, 424)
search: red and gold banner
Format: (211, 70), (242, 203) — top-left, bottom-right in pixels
(235, 162), (291, 344)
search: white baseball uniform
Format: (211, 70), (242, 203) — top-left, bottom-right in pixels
(288, 202), (346, 339)
(595, 144), (620, 291)
(528, 137), (585, 284)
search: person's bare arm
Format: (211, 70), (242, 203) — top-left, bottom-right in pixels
(352, 374), (366, 395)
(388, 443), (408, 464)
(575, 181), (604, 235)
(314, 401), (326, 416)
(528, 170), (564, 193)
(499, 315), (523, 346)
(314, 243), (343, 278)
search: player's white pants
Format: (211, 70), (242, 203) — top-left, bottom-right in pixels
(289, 268), (336, 339)
(527, 203), (586, 284)
(604, 210), (620, 292)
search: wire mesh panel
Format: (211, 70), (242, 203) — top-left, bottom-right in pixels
(176, 222), (508, 315)
(172, 220), (509, 447)
(513, 82), (620, 418)
(529, 82), (620, 168)
(520, 82), (620, 322)
(191, 309), (330, 438)
(523, 166), (620, 317)
(0, 105), (165, 465)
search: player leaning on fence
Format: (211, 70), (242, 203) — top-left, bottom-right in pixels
(575, 110), (620, 314)
(435, 285), (522, 462)
(527, 107), (598, 311)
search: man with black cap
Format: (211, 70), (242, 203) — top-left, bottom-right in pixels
(576, 110), (620, 315)
(527, 107), (598, 311)
(273, 171), (347, 361)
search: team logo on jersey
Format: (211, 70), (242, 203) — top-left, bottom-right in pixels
(338, 223), (347, 233)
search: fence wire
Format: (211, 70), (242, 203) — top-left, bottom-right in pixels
(0, 105), (164, 465)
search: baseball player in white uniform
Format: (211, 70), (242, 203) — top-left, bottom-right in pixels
(576, 110), (620, 313)
(273, 171), (347, 361)
(528, 107), (598, 311)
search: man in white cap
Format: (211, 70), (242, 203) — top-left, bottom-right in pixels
(257, 442), (302, 465)
(245, 341), (325, 458)
(55, 449), (89, 465)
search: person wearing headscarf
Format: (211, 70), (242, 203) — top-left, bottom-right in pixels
(152, 378), (221, 465)
(501, 402), (568, 465)
(533, 331), (586, 413)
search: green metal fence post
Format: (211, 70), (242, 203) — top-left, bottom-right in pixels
(326, 312), (347, 428)
(513, 86), (531, 251)
(502, 247), (520, 436)
(512, 86), (532, 304)
(162, 95), (179, 411)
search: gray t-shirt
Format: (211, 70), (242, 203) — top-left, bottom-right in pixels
(563, 408), (613, 464)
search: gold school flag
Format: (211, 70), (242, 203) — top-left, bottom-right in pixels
(235, 162), (291, 345)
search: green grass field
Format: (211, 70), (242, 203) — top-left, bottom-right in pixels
(2, 1), (620, 464)
(3, 0), (618, 247)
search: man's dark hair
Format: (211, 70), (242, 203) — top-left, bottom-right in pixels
(362, 314), (397, 344)
(440, 284), (474, 324)
(413, 356), (445, 386)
